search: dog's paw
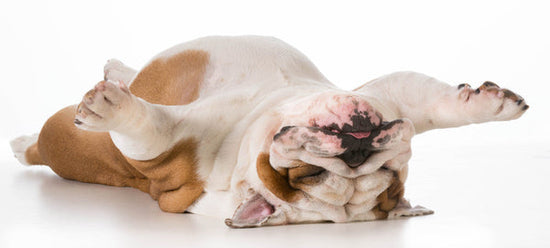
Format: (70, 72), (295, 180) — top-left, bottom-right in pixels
(74, 80), (134, 131)
(457, 81), (529, 122)
(104, 59), (134, 84)
(387, 199), (434, 219)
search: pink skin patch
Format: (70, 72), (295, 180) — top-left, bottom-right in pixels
(309, 95), (382, 132)
(346, 131), (371, 139)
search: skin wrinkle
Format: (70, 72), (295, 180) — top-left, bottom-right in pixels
(271, 114), (410, 178)
(272, 109), (405, 168)
(288, 164), (327, 185)
(371, 171), (405, 219)
(256, 153), (303, 203)
(257, 152), (404, 221)
(260, 94), (413, 223)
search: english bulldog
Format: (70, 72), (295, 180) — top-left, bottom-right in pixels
(10, 36), (528, 228)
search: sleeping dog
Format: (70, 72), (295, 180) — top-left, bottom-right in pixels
(10, 36), (528, 227)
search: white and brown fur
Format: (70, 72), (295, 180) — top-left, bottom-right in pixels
(10, 36), (528, 227)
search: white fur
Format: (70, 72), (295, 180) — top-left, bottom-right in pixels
(10, 134), (39, 165)
(74, 36), (527, 225)
(103, 59), (137, 85)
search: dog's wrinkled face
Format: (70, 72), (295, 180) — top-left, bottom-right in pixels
(226, 93), (415, 228)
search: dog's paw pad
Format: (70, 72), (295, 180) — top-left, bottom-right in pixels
(74, 80), (133, 131)
(458, 81), (529, 122)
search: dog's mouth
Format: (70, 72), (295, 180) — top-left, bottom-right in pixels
(317, 110), (380, 138)
(321, 126), (375, 140)
(320, 123), (374, 139)
(317, 111), (401, 168)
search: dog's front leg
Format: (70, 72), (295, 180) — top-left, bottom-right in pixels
(74, 80), (182, 160)
(356, 72), (529, 133)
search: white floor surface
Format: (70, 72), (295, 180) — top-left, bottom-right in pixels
(1, 129), (549, 248)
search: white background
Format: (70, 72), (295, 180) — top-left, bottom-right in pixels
(0, 0), (549, 247)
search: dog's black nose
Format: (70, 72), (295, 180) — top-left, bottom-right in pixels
(337, 148), (372, 168)
(335, 130), (376, 167)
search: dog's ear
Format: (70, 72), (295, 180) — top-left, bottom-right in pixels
(225, 193), (275, 228)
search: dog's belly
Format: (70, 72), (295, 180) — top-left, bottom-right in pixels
(122, 36), (339, 181)
(148, 36), (334, 99)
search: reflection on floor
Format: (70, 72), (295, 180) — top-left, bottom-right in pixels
(1, 134), (549, 248)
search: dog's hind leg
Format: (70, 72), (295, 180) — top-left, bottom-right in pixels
(355, 71), (529, 134)
(73, 80), (205, 210)
(12, 105), (151, 192)
(74, 80), (185, 161)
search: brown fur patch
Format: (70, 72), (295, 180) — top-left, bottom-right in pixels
(126, 139), (204, 212)
(288, 163), (327, 186)
(503, 89), (520, 101)
(24, 143), (44, 165)
(36, 105), (151, 193)
(129, 50), (209, 105)
(256, 153), (303, 202)
(34, 105), (204, 213)
(372, 171), (405, 219)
